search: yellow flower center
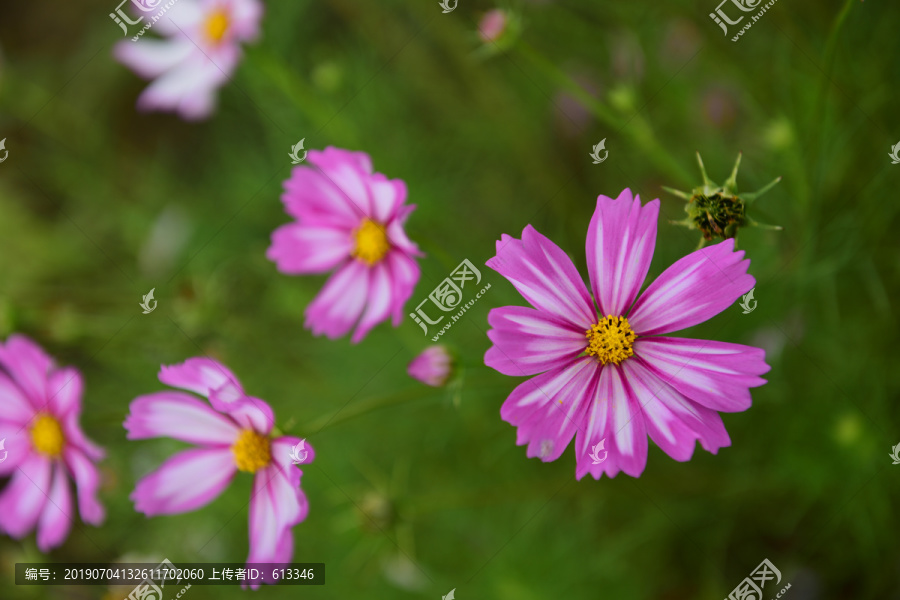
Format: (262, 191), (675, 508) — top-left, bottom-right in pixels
(352, 218), (391, 266)
(585, 315), (636, 365)
(31, 414), (65, 457)
(231, 429), (271, 473)
(204, 10), (230, 43)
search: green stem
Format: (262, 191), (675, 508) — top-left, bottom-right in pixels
(306, 386), (440, 433)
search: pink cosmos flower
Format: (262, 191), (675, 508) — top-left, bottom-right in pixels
(114, 0), (263, 120)
(407, 345), (453, 387)
(267, 147), (422, 343)
(0, 335), (105, 551)
(485, 189), (770, 479)
(125, 358), (313, 584)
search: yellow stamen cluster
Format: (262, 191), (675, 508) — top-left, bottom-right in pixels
(585, 315), (636, 365)
(352, 218), (391, 266)
(31, 414), (65, 457)
(204, 10), (230, 43)
(232, 429), (271, 473)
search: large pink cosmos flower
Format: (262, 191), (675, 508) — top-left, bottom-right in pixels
(0, 335), (105, 551)
(267, 147), (422, 343)
(114, 0), (263, 120)
(125, 358), (313, 584)
(485, 189), (770, 479)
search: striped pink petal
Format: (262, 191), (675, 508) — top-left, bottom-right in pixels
(487, 226), (595, 328)
(0, 334), (53, 408)
(586, 189), (659, 316)
(36, 462), (74, 552)
(0, 372), (35, 426)
(485, 306), (586, 377)
(64, 447), (106, 525)
(46, 368), (83, 419)
(158, 358), (243, 399)
(132, 447), (236, 516)
(304, 260), (369, 339)
(0, 453), (51, 537)
(267, 223), (353, 274)
(628, 239), (754, 336)
(634, 337), (769, 413)
(500, 358), (596, 462)
(124, 391), (240, 445)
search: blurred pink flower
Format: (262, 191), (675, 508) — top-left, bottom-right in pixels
(125, 358), (313, 585)
(485, 189), (770, 480)
(114, 0), (263, 120)
(0, 335), (105, 552)
(408, 346), (453, 387)
(478, 9), (508, 43)
(267, 147), (423, 343)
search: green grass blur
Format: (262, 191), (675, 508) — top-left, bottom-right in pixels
(0, 0), (898, 598)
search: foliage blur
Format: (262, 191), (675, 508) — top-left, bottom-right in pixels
(0, 0), (898, 598)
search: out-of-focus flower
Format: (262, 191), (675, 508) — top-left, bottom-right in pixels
(476, 9), (521, 55)
(124, 358), (313, 587)
(659, 19), (702, 72)
(114, 0), (263, 120)
(701, 86), (738, 130)
(664, 152), (782, 247)
(0, 335), (105, 551)
(407, 346), (453, 387)
(267, 147), (422, 343)
(485, 189), (770, 480)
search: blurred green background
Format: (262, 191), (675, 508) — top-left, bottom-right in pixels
(1, 0), (898, 598)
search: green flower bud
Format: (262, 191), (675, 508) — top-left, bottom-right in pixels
(664, 152), (782, 248)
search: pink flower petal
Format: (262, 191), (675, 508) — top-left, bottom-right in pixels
(61, 412), (106, 462)
(266, 223), (353, 274)
(47, 367), (83, 419)
(628, 239), (754, 335)
(158, 358), (243, 399)
(0, 334), (53, 408)
(113, 39), (195, 80)
(368, 174), (406, 224)
(485, 306), (587, 377)
(306, 147), (375, 217)
(408, 345), (453, 387)
(574, 364), (648, 480)
(500, 358), (597, 462)
(386, 251), (421, 326)
(620, 359), (731, 456)
(36, 462), (74, 552)
(304, 260), (369, 339)
(247, 456), (308, 573)
(351, 262), (393, 343)
(0, 371), (36, 426)
(0, 453), (51, 537)
(131, 447), (236, 516)
(210, 393), (274, 435)
(64, 447), (106, 525)
(487, 226), (596, 328)
(124, 391), (240, 445)
(0, 426), (31, 476)
(634, 337), (769, 413)
(281, 165), (362, 229)
(586, 189), (659, 316)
